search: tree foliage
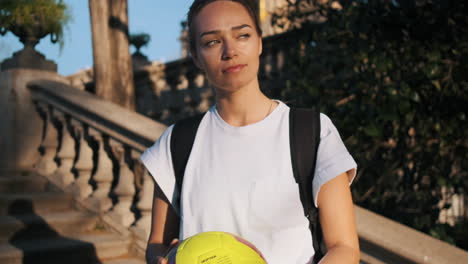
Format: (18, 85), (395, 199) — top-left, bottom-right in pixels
(0, 0), (70, 48)
(271, 0), (467, 248)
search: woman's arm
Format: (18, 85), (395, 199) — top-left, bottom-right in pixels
(317, 172), (360, 264)
(146, 182), (180, 264)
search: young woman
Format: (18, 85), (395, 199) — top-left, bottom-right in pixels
(141, 0), (360, 263)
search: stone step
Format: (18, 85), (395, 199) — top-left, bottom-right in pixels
(0, 175), (50, 194)
(0, 210), (100, 242)
(0, 192), (75, 216)
(0, 232), (132, 264)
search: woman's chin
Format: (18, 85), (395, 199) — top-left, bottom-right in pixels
(214, 84), (246, 96)
(212, 78), (257, 96)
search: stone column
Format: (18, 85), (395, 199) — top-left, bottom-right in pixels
(0, 69), (67, 176)
(89, 0), (135, 110)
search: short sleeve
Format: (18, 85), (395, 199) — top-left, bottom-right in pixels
(312, 113), (357, 207)
(140, 124), (180, 214)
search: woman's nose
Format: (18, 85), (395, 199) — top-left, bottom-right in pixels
(221, 39), (237, 60)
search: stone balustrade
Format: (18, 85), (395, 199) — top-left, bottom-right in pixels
(133, 58), (213, 125)
(28, 79), (166, 243)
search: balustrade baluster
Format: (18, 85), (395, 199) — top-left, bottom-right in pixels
(177, 74), (188, 90)
(132, 151), (153, 239)
(198, 79), (213, 113)
(34, 103), (58, 176)
(69, 120), (94, 199)
(153, 74), (169, 121)
(194, 73), (205, 89)
(51, 111), (75, 187)
(86, 128), (113, 212)
(276, 49), (285, 72)
(177, 73), (189, 119)
(153, 77), (168, 97)
(185, 71), (201, 115)
(163, 72), (185, 122)
(264, 52), (273, 78)
(107, 140), (136, 227)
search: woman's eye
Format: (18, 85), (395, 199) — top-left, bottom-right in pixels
(239, 33), (250, 39)
(204, 39), (220, 47)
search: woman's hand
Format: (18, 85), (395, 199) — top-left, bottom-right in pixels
(154, 239), (179, 264)
(155, 256), (167, 264)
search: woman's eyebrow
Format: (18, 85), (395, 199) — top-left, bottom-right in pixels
(232, 24), (251, 31)
(199, 24), (252, 38)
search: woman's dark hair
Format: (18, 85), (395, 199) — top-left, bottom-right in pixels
(187, 0), (262, 56)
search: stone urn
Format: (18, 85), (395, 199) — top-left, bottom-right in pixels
(130, 33), (151, 70)
(0, 19), (58, 72)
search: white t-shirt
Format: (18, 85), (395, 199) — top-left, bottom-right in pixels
(141, 101), (357, 264)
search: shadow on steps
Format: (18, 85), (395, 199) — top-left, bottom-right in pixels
(8, 199), (102, 264)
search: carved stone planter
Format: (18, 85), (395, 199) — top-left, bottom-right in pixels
(1, 23), (57, 72)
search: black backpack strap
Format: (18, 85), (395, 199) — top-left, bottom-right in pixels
(289, 107), (324, 263)
(170, 113), (205, 193)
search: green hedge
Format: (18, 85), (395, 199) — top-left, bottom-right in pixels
(271, 0), (467, 249)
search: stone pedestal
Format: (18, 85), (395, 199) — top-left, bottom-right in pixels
(132, 52), (151, 71)
(1, 46), (57, 72)
(0, 69), (67, 176)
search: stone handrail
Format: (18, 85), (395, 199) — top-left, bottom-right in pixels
(29, 79), (165, 151)
(27, 79), (467, 263)
(356, 206), (468, 263)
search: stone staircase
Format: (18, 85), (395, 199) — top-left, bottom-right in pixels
(0, 172), (145, 264)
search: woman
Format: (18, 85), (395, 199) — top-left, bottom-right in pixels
(141, 0), (360, 263)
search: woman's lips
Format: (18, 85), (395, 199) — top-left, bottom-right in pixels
(223, 64), (247, 73)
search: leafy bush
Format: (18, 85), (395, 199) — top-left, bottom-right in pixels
(271, 0), (467, 248)
(0, 0), (70, 48)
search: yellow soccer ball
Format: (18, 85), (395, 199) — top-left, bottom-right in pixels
(166, 231), (266, 264)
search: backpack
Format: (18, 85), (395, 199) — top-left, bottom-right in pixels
(170, 107), (325, 263)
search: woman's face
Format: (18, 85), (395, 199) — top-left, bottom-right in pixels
(192, 1), (262, 94)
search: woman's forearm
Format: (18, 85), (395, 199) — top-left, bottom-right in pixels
(318, 244), (360, 264)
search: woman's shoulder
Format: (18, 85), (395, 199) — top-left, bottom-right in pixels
(318, 112), (342, 139)
(141, 124), (175, 162)
(279, 103), (339, 138)
(156, 123), (175, 145)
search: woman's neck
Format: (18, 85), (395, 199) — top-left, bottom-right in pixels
(214, 80), (277, 127)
